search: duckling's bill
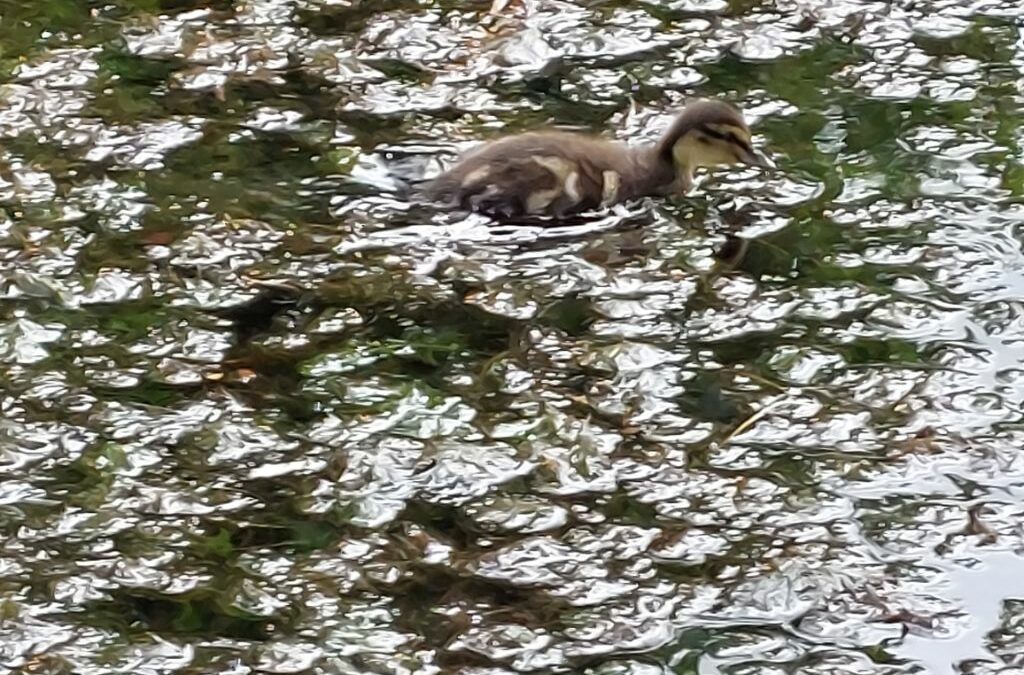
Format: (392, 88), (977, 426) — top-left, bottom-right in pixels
(743, 147), (775, 168)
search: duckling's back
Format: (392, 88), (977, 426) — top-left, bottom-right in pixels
(426, 132), (669, 219)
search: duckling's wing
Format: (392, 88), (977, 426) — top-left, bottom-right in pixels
(427, 134), (608, 218)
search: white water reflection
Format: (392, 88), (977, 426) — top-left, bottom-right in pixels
(1, 0), (1024, 673)
(900, 552), (1024, 672)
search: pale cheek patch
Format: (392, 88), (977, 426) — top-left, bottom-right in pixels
(601, 170), (620, 205)
(672, 137), (700, 167)
(674, 136), (737, 168)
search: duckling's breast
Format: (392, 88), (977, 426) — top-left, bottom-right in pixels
(426, 133), (672, 219)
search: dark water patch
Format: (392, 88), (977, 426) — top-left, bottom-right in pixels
(84, 588), (284, 639)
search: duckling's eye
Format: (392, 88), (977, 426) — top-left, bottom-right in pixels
(718, 131), (752, 155)
(699, 124), (753, 155)
(698, 125), (727, 142)
(696, 135), (712, 145)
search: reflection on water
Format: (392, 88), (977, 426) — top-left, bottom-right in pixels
(2, 0), (1024, 673)
(900, 552), (1024, 673)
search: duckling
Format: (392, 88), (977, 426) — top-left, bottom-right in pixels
(426, 99), (769, 220)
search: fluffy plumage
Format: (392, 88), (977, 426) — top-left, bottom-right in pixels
(426, 99), (766, 219)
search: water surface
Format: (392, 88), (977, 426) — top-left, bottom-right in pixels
(2, 0), (1024, 673)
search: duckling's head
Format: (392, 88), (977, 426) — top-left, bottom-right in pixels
(656, 100), (768, 187)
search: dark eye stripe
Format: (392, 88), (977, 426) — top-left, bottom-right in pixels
(734, 134), (753, 150)
(730, 135), (754, 155)
(697, 125), (753, 154)
(697, 125), (728, 141)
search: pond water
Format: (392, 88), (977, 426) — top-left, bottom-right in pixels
(2, 0), (1024, 673)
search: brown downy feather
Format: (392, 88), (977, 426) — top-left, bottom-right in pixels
(426, 99), (761, 220)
